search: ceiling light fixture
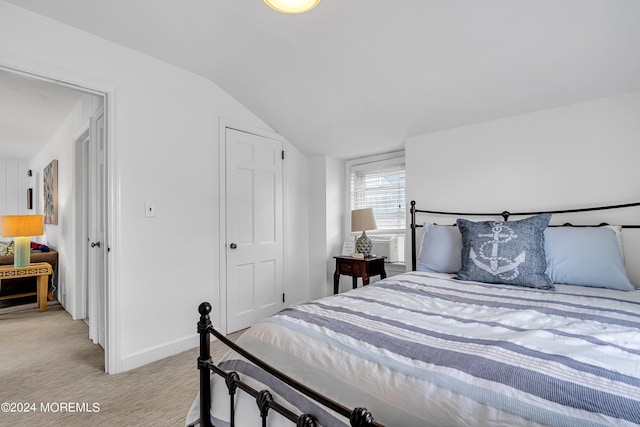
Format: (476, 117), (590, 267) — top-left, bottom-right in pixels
(264, 0), (320, 14)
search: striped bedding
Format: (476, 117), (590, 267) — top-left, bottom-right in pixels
(186, 271), (640, 426)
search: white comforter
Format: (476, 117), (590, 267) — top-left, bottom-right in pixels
(186, 271), (640, 426)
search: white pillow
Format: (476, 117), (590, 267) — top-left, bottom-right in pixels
(544, 226), (633, 291)
(417, 222), (462, 273)
(602, 225), (624, 258)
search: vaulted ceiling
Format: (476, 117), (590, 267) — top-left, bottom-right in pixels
(4, 0), (640, 160)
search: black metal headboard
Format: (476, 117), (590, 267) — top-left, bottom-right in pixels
(410, 200), (640, 271)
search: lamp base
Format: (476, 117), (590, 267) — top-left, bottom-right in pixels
(355, 231), (372, 258)
(13, 236), (31, 268)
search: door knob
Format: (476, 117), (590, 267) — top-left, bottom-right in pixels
(229, 243), (237, 249)
(91, 242), (101, 248)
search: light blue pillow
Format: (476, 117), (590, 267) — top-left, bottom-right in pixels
(544, 227), (633, 291)
(457, 214), (553, 289)
(417, 223), (462, 273)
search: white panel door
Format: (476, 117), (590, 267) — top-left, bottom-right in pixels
(226, 128), (284, 333)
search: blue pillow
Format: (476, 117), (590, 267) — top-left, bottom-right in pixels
(457, 214), (553, 289)
(544, 227), (633, 291)
(417, 223), (462, 273)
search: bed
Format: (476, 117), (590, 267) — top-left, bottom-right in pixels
(187, 200), (640, 427)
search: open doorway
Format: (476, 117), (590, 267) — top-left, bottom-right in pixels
(0, 66), (110, 368)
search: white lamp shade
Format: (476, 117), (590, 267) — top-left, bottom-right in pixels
(351, 208), (377, 232)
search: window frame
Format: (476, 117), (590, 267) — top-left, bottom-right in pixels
(344, 150), (406, 237)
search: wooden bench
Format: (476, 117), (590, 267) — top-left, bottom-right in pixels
(0, 249), (58, 306)
(0, 262), (54, 311)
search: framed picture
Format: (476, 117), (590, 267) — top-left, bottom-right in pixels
(341, 240), (355, 256)
(43, 159), (58, 224)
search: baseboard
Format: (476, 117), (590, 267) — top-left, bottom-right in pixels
(121, 333), (199, 372)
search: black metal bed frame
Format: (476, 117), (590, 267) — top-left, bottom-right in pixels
(410, 199), (640, 271)
(197, 301), (383, 427)
(196, 199), (640, 427)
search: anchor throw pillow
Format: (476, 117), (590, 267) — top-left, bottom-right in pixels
(456, 213), (554, 289)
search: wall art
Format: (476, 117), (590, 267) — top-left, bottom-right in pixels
(43, 159), (58, 224)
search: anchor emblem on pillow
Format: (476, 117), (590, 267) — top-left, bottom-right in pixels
(470, 222), (525, 281)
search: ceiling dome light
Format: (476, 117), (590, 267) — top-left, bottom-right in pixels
(264, 0), (320, 14)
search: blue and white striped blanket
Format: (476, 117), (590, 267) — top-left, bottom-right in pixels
(187, 271), (640, 426)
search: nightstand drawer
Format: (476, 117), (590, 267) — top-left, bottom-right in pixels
(339, 262), (362, 275)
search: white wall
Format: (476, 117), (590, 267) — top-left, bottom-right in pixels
(0, 2), (310, 372)
(308, 157), (328, 301)
(325, 157), (345, 293)
(0, 159), (30, 215)
(308, 156), (345, 300)
(406, 90), (640, 285)
(283, 142), (310, 306)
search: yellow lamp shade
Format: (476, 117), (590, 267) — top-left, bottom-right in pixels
(1, 215), (44, 238)
(1, 215), (44, 268)
(264, 0), (320, 14)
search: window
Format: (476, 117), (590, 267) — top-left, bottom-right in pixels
(346, 151), (406, 262)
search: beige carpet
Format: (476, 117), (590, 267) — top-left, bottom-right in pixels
(0, 302), (241, 426)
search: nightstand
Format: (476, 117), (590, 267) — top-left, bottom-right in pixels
(333, 256), (386, 294)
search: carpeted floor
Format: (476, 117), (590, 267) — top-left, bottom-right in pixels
(0, 302), (241, 426)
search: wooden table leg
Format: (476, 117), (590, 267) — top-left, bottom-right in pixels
(37, 274), (48, 312)
(352, 276), (358, 289)
(333, 269), (340, 294)
(362, 274), (370, 286)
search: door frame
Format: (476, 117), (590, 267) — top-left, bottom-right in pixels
(0, 53), (122, 374)
(80, 109), (107, 347)
(72, 124), (90, 321)
(218, 117), (287, 335)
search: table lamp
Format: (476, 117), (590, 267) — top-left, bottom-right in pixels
(1, 215), (44, 268)
(351, 208), (377, 258)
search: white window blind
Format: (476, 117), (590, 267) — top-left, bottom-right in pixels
(351, 163), (406, 230)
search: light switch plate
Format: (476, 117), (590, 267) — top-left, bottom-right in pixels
(145, 202), (155, 218)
